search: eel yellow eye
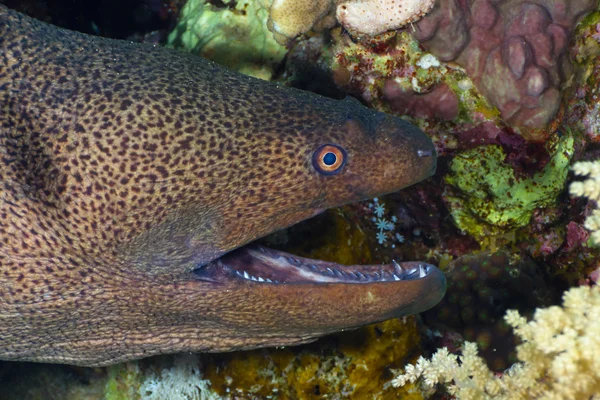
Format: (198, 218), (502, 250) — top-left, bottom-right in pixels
(312, 144), (347, 175)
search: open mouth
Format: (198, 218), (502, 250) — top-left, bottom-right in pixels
(192, 245), (439, 284)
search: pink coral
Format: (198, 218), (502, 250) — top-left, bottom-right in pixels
(383, 80), (459, 121)
(413, 0), (595, 137)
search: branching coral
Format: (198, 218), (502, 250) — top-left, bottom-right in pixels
(393, 285), (600, 400)
(413, 0), (596, 135)
(139, 354), (220, 400)
(422, 251), (552, 371)
(570, 160), (600, 245)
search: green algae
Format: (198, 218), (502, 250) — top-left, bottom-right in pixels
(105, 362), (143, 400)
(444, 133), (574, 245)
(168, 0), (286, 80)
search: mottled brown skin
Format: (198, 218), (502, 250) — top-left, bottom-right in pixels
(0, 6), (441, 366)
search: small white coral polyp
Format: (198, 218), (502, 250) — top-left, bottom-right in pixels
(336, 0), (435, 36)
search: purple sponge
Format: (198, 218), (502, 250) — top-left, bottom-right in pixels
(414, 0), (595, 134)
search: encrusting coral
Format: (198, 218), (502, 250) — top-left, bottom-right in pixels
(570, 159), (600, 245)
(393, 284), (600, 400)
(168, 0), (286, 80)
(413, 0), (596, 135)
(336, 0), (435, 36)
(443, 133), (574, 244)
(268, 0), (436, 43)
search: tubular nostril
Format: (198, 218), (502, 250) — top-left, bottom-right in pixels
(417, 149), (433, 157)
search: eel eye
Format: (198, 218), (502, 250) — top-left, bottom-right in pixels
(312, 144), (347, 176)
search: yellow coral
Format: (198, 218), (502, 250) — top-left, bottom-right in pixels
(392, 285), (600, 400)
(268, 0), (334, 44)
(570, 160), (600, 245)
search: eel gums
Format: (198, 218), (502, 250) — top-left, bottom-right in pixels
(0, 5), (445, 366)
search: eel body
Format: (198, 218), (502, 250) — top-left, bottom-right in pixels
(0, 5), (445, 366)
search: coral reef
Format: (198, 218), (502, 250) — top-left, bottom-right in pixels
(268, 0), (335, 45)
(267, 0), (436, 44)
(443, 133), (574, 244)
(393, 285), (600, 400)
(139, 355), (219, 400)
(168, 0), (286, 79)
(413, 0), (596, 136)
(336, 0), (435, 36)
(201, 318), (424, 399)
(383, 80), (459, 121)
(0, 362), (106, 400)
(422, 251), (553, 371)
(329, 29), (469, 124)
(570, 159), (600, 245)
(106, 363), (143, 400)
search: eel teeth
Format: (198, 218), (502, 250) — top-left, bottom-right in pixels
(392, 260), (403, 274)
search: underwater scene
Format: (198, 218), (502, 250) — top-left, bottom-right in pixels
(0, 0), (599, 398)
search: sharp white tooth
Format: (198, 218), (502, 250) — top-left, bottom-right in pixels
(392, 260), (403, 274)
(310, 265), (319, 271)
(348, 271), (357, 279)
(373, 272), (380, 279)
(326, 268), (334, 275)
(356, 272), (366, 280)
(243, 271), (250, 279)
(251, 276), (257, 281)
(236, 271), (242, 276)
(419, 265), (426, 278)
(333, 269), (343, 277)
(266, 278), (273, 283)
(258, 277), (265, 282)
(393, 274), (400, 281)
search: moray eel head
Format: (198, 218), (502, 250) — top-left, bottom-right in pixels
(0, 5), (445, 366)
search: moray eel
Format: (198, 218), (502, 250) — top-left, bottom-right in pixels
(0, 5), (445, 366)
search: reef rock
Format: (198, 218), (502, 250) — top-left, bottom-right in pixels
(414, 0), (596, 136)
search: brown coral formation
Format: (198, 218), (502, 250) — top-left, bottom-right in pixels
(413, 0), (596, 137)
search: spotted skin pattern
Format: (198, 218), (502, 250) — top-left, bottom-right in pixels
(0, 5), (439, 366)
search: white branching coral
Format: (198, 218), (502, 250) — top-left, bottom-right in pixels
(139, 354), (220, 400)
(570, 160), (600, 245)
(336, 0), (435, 36)
(392, 285), (600, 400)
